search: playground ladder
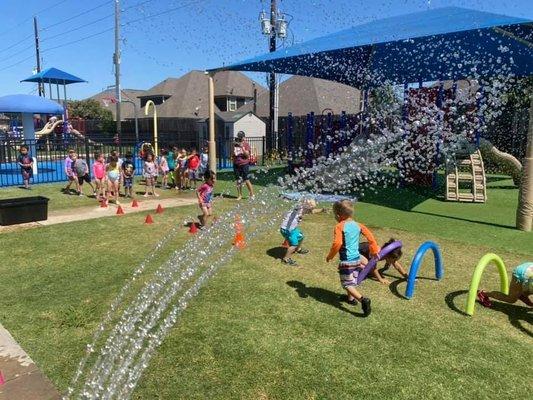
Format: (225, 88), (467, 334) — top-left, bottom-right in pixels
(445, 148), (486, 203)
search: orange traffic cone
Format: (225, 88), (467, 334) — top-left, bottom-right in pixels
(100, 199), (108, 208)
(189, 222), (198, 234)
(233, 231), (246, 249)
(281, 240), (289, 248)
(0, 370), (5, 385)
(155, 204), (164, 214)
(131, 199), (139, 207)
(116, 205), (125, 215)
(144, 214), (154, 224)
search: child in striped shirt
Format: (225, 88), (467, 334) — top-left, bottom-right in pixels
(326, 200), (379, 317)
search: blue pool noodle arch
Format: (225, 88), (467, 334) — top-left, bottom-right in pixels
(405, 241), (443, 299)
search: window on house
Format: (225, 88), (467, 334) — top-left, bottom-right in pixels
(228, 97), (237, 111)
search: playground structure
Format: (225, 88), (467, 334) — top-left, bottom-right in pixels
(445, 144), (487, 202)
(466, 253), (510, 316)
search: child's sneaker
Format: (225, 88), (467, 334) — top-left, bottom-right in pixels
(361, 297), (371, 316)
(281, 258), (298, 266)
(296, 248), (309, 254)
(477, 290), (493, 308)
(347, 298), (358, 306)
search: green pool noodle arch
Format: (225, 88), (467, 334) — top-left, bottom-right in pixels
(466, 253), (509, 316)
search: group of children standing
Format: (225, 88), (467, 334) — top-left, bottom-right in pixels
(158, 146), (209, 192)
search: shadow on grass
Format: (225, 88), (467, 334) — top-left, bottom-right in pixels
(267, 246), (286, 260)
(445, 290), (533, 337)
(286, 280), (365, 318)
(389, 276), (437, 300)
(411, 210), (515, 230)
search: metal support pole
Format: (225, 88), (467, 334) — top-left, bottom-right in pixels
(326, 112), (332, 157)
(33, 17), (43, 96)
(516, 95), (533, 231)
(114, 0), (122, 139)
(475, 84), (484, 148)
(287, 112), (293, 160)
(268, 0), (277, 152)
(433, 82), (444, 190)
(207, 73), (216, 172)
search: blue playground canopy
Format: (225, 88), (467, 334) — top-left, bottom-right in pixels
(0, 94), (64, 114)
(21, 67), (86, 85)
(209, 7), (532, 87)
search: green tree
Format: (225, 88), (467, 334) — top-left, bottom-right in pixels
(68, 99), (113, 121)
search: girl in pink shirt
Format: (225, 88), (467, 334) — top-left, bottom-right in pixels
(92, 153), (107, 201)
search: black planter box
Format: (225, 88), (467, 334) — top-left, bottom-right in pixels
(0, 196), (49, 226)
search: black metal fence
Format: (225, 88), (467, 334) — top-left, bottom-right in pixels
(0, 136), (269, 187)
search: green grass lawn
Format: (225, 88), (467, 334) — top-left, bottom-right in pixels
(0, 169), (531, 399)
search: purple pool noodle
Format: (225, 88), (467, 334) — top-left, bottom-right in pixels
(356, 240), (403, 284)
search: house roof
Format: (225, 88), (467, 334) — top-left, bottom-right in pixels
(138, 70), (266, 119)
(89, 88), (146, 120)
(213, 71), (266, 98)
(239, 75), (361, 117)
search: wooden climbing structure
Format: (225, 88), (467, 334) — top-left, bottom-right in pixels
(445, 145), (487, 202)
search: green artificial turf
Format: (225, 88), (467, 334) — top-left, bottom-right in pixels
(0, 168), (531, 399)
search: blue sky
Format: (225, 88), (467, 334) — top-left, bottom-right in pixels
(0, 0), (531, 99)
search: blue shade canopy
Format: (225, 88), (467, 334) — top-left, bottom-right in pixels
(21, 67), (86, 85)
(210, 7), (533, 87)
(0, 95), (64, 114)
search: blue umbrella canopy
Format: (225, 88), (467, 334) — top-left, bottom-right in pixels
(0, 94), (64, 114)
(21, 67), (86, 85)
(210, 7), (532, 87)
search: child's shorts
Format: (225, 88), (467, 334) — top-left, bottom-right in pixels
(199, 202), (212, 210)
(78, 174), (91, 184)
(513, 262), (533, 293)
(21, 168), (33, 180)
(338, 260), (364, 288)
(124, 176), (133, 188)
(280, 227), (304, 247)
(189, 169), (200, 180)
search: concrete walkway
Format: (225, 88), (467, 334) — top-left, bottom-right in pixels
(0, 196), (198, 232)
(0, 324), (60, 400)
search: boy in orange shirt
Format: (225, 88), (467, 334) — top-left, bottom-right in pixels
(326, 200), (379, 317)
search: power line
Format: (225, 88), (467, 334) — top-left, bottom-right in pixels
(41, 26), (114, 53)
(41, 0), (113, 31)
(0, 54), (35, 73)
(40, 13), (114, 42)
(0, 0), (71, 38)
(122, 0), (209, 26)
(0, 33), (34, 55)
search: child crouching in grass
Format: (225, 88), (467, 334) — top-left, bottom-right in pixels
(359, 238), (408, 284)
(478, 262), (533, 308)
(279, 199), (316, 266)
(326, 200), (379, 317)
(196, 170), (216, 227)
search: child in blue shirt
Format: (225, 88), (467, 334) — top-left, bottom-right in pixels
(280, 199), (316, 266)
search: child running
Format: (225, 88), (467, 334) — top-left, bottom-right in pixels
(143, 152), (159, 197)
(106, 155), (121, 204)
(158, 149), (169, 189)
(325, 200), (379, 316)
(17, 145), (33, 189)
(359, 238), (408, 284)
(196, 170), (216, 227)
(279, 199), (316, 266)
(478, 262), (533, 308)
(122, 152), (136, 198)
(92, 153), (107, 201)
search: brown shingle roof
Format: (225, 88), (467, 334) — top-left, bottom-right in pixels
(239, 75), (361, 117)
(138, 70), (266, 119)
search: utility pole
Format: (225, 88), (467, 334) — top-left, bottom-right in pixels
(114, 0), (122, 139)
(33, 17), (44, 97)
(268, 0), (278, 151)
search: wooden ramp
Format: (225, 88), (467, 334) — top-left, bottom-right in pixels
(446, 146), (487, 203)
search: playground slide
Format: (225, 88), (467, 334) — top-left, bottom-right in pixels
(35, 119), (63, 138)
(479, 138), (522, 186)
